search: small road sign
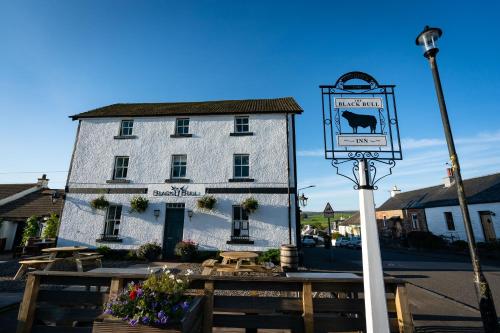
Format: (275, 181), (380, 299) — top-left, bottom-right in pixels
(323, 202), (335, 218)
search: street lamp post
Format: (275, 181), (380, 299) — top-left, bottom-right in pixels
(416, 26), (499, 332)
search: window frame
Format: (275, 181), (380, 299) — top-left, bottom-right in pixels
(411, 213), (418, 229)
(232, 205), (249, 237)
(234, 116), (250, 133)
(113, 156), (129, 180)
(444, 212), (455, 231)
(103, 205), (122, 237)
(233, 154), (250, 179)
(119, 120), (134, 137)
(171, 154), (187, 179)
(175, 118), (190, 135)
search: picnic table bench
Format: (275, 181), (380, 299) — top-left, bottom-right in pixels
(13, 257), (62, 280)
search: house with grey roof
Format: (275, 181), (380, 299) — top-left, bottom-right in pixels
(58, 97), (303, 256)
(376, 171), (500, 242)
(0, 175), (64, 251)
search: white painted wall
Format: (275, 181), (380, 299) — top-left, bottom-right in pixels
(59, 113), (298, 251)
(425, 203), (500, 242)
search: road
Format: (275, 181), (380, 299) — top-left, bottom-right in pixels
(303, 246), (500, 332)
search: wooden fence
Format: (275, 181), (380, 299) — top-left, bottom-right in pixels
(16, 271), (413, 333)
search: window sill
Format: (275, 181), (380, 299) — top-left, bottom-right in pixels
(106, 179), (130, 184)
(96, 236), (122, 243)
(227, 238), (254, 245)
(106, 179), (131, 183)
(114, 135), (137, 140)
(165, 178), (191, 183)
(228, 178), (254, 183)
(230, 132), (254, 136)
(170, 134), (193, 138)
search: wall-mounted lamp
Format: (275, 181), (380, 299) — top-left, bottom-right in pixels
(153, 209), (160, 219)
(51, 191), (61, 204)
(187, 210), (194, 220)
(490, 211), (496, 217)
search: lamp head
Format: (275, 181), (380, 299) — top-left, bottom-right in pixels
(416, 25), (442, 58)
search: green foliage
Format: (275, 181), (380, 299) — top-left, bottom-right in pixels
(407, 231), (446, 249)
(331, 232), (342, 240)
(90, 195), (110, 210)
(96, 245), (112, 257)
(197, 195), (217, 210)
(104, 269), (192, 327)
(41, 213), (59, 239)
(130, 196), (149, 213)
(301, 213), (353, 230)
(242, 197), (259, 213)
(137, 242), (162, 261)
(174, 240), (198, 261)
(22, 215), (39, 245)
(258, 249), (280, 264)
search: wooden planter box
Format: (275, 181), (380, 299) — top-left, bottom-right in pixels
(92, 296), (204, 333)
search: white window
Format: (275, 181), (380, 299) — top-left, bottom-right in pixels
(235, 116), (249, 133)
(234, 154), (249, 178)
(120, 120), (134, 136)
(411, 214), (418, 229)
(104, 205), (122, 236)
(232, 205), (249, 237)
(444, 212), (455, 231)
(171, 155), (187, 178)
(113, 156), (129, 180)
(175, 118), (190, 135)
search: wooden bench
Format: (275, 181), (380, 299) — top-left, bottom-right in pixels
(13, 258), (61, 280)
(75, 255), (104, 272)
(201, 259), (219, 275)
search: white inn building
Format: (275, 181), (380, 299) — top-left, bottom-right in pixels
(58, 98), (303, 256)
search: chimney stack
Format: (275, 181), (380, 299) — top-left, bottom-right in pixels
(390, 185), (401, 197)
(37, 174), (49, 188)
(443, 167), (454, 188)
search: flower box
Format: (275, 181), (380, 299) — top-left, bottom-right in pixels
(92, 296), (204, 333)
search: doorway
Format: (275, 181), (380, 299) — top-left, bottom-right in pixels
(479, 211), (496, 242)
(163, 203), (185, 258)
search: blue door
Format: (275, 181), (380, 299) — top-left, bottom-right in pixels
(163, 207), (185, 258)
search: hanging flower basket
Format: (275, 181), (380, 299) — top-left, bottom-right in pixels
(242, 197), (259, 213)
(90, 195), (110, 210)
(196, 195), (216, 210)
(94, 269), (202, 333)
(130, 196), (149, 213)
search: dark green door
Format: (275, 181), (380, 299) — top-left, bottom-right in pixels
(163, 207), (185, 258)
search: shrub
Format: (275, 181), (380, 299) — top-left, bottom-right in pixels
(174, 240), (198, 261)
(96, 245), (112, 257)
(331, 232), (342, 240)
(22, 215), (39, 245)
(103, 268), (193, 327)
(90, 195), (109, 210)
(194, 251), (220, 262)
(258, 249), (280, 264)
(407, 231), (446, 249)
(242, 197), (259, 213)
(451, 240), (468, 251)
(42, 213), (59, 239)
(130, 196), (149, 213)
(137, 242), (162, 261)
(197, 195), (217, 210)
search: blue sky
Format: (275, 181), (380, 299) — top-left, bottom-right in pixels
(1, 1), (499, 211)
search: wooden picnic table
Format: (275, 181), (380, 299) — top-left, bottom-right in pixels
(219, 251), (259, 269)
(41, 246), (89, 258)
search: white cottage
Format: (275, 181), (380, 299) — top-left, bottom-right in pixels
(58, 97), (303, 256)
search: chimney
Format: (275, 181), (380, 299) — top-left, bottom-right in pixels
(443, 168), (454, 188)
(37, 174), (49, 188)
(390, 185), (401, 197)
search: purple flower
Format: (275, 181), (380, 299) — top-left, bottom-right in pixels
(172, 304), (180, 312)
(142, 316), (150, 324)
(160, 315), (169, 324)
(122, 315), (129, 321)
(104, 308), (113, 315)
(136, 288), (143, 298)
(181, 301), (190, 310)
(129, 318), (138, 326)
(157, 310), (166, 319)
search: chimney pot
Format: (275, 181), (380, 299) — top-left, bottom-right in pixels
(37, 174), (49, 188)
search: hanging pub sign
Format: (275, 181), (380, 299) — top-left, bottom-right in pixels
(320, 71), (402, 161)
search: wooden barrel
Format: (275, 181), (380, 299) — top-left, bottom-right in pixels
(280, 244), (298, 271)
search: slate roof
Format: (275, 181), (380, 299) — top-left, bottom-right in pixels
(377, 173), (500, 211)
(0, 189), (64, 220)
(0, 183), (37, 200)
(71, 97), (303, 120)
(340, 212), (360, 226)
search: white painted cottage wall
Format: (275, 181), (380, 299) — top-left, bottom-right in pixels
(425, 202), (500, 242)
(58, 113), (298, 251)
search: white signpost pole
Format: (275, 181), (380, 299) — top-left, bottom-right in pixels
(358, 159), (390, 333)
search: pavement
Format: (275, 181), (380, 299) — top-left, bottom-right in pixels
(303, 246), (500, 332)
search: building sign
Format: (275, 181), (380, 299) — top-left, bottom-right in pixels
(149, 185), (202, 197)
(338, 134), (387, 147)
(334, 98), (383, 109)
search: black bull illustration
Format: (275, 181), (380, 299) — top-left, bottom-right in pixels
(341, 111), (377, 134)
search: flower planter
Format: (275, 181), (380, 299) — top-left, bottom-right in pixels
(92, 296), (204, 333)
